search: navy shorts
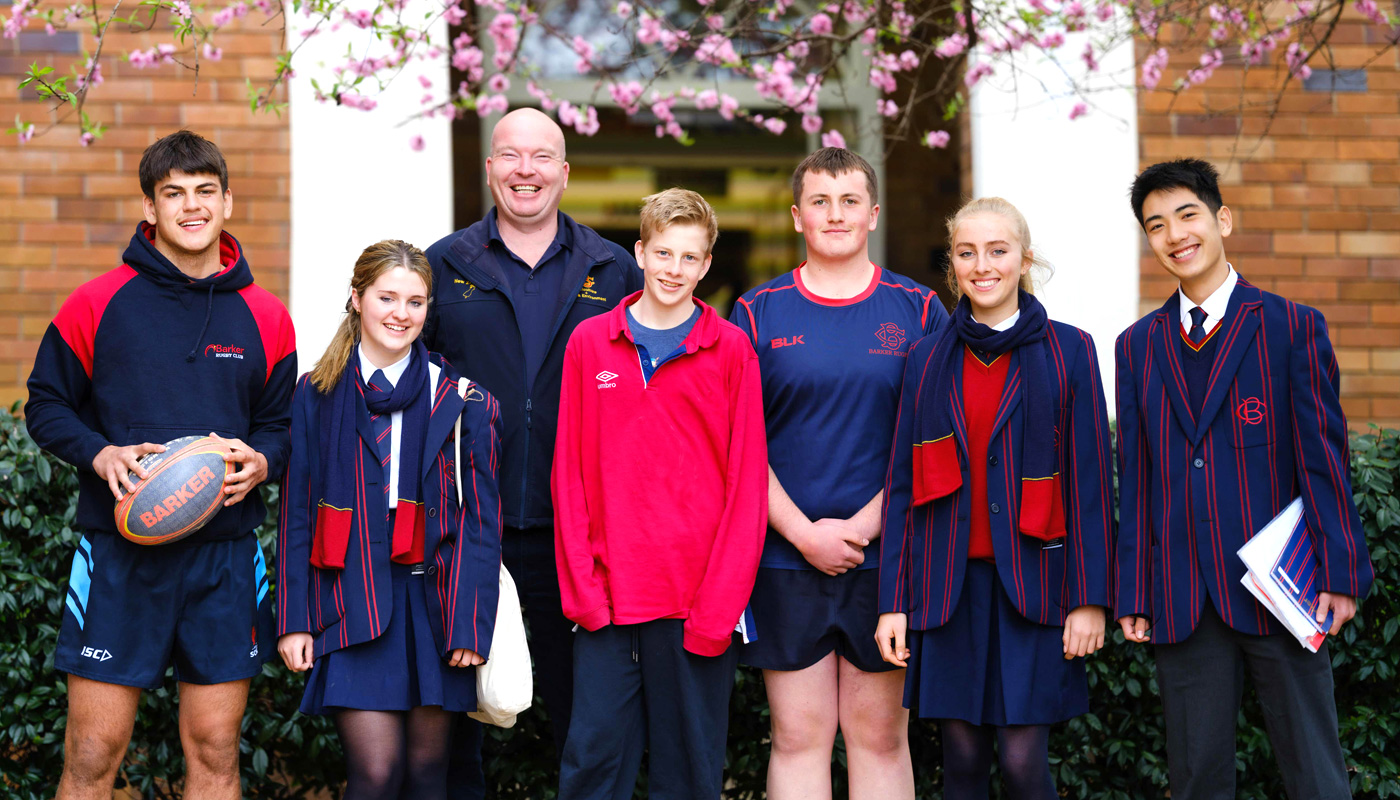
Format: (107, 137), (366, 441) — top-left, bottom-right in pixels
(56, 533), (275, 689)
(739, 566), (895, 674)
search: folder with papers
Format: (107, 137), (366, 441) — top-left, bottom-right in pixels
(1236, 497), (1333, 652)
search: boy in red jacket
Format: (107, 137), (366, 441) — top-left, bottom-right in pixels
(552, 188), (768, 799)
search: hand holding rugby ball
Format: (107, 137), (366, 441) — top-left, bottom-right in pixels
(114, 436), (233, 545)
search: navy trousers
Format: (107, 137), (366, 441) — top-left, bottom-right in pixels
(447, 526), (577, 798)
(558, 620), (740, 800)
(1154, 599), (1351, 800)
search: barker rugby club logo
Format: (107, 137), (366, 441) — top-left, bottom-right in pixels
(204, 343), (244, 359)
(870, 323), (907, 356)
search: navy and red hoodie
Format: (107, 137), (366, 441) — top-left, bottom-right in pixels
(24, 223), (297, 541)
(552, 293), (768, 657)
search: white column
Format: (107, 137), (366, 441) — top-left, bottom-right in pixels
(969, 35), (1139, 412)
(288, 6), (455, 371)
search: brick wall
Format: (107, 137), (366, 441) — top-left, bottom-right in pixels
(1, 4), (290, 408)
(1137, 8), (1400, 429)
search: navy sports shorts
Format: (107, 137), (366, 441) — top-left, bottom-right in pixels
(739, 566), (896, 673)
(56, 532), (275, 689)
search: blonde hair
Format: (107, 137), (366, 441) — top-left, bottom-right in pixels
(943, 197), (1054, 301)
(309, 240), (434, 394)
(639, 188), (719, 253)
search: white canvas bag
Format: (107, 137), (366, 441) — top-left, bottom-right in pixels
(453, 378), (533, 727)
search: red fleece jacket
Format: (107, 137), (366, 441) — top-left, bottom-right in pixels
(552, 293), (768, 657)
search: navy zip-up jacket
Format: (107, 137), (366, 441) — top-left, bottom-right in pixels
(25, 223), (297, 541)
(423, 210), (641, 529)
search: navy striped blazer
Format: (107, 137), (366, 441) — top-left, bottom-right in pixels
(879, 320), (1114, 629)
(277, 353), (503, 660)
(1114, 278), (1373, 644)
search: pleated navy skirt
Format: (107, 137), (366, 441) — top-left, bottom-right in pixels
(301, 562), (477, 714)
(904, 559), (1087, 726)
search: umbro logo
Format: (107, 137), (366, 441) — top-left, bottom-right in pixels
(596, 371), (618, 389)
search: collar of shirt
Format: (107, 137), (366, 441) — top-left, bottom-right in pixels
(357, 344), (412, 388)
(972, 308), (1021, 332)
(486, 208), (573, 269)
(1178, 264), (1237, 335)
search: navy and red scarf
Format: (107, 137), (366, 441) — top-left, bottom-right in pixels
(913, 291), (1065, 541)
(311, 340), (431, 569)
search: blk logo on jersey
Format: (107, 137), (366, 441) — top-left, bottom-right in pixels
(204, 343), (245, 359)
(596, 371), (619, 389)
(869, 323), (908, 356)
(1236, 397), (1267, 425)
(771, 335), (805, 349)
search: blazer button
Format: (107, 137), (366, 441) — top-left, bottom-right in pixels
(990, 503), (1000, 514)
(429, 507), (438, 518)
(988, 455), (998, 466)
(426, 564), (438, 575)
(1193, 458), (1205, 469)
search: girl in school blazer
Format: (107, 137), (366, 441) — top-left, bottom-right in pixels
(875, 198), (1114, 800)
(276, 240), (502, 800)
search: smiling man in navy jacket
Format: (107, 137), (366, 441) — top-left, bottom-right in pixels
(25, 130), (296, 800)
(1115, 158), (1372, 800)
(424, 108), (641, 792)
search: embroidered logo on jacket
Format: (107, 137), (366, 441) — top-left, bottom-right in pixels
(453, 278), (477, 299)
(596, 371), (618, 389)
(578, 275), (608, 303)
(204, 343), (245, 359)
(1236, 397), (1267, 425)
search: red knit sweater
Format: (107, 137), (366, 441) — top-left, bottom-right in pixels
(962, 346), (1010, 562)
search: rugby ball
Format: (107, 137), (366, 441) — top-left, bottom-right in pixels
(114, 436), (232, 545)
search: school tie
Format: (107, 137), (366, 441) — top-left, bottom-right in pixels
(1188, 306), (1208, 345)
(367, 370), (393, 473)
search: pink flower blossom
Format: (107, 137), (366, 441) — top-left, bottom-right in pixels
(203, 42), (222, 61)
(572, 35), (595, 73)
(340, 92), (378, 111)
(763, 117), (787, 135)
(172, 1), (192, 19)
(877, 99), (898, 117)
(1095, 3), (1113, 21)
(801, 114), (823, 134)
(1141, 47), (1168, 90)
(637, 14), (663, 45)
(488, 73), (510, 93)
(935, 33), (968, 58)
(706, 14), (724, 30)
(1040, 32), (1065, 48)
(410, 134), (425, 151)
(16, 123), (35, 144)
(345, 8), (374, 28)
(695, 33), (739, 66)
(809, 12), (833, 35)
(608, 80), (644, 112)
(1069, 101), (1088, 120)
(964, 62), (993, 87)
(418, 74), (433, 89)
(787, 41), (810, 59)
(443, 2), (467, 25)
(719, 93), (739, 120)
(1355, 0), (1387, 24)
(80, 131), (94, 146)
(476, 93), (509, 116)
(924, 130), (950, 149)
(615, 1), (632, 17)
(1081, 43), (1099, 71)
(820, 129), (846, 148)
(1285, 42), (1312, 79)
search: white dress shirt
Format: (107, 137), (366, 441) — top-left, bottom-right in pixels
(356, 345), (440, 508)
(1178, 265), (1238, 337)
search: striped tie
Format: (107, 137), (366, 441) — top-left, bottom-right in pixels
(1188, 306), (1208, 345)
(367, 370), (393, 487)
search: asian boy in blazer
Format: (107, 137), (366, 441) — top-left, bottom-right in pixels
(1114, 158), (1373, 800)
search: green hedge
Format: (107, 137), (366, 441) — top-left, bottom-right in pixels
(2, 404), (1396, 798)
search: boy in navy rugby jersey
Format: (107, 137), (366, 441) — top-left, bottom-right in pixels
(1115, 158), (1371, 800)
(730, 148), (946, 800)
(553, 188), (767, 799)
(25, 130), (295, 800)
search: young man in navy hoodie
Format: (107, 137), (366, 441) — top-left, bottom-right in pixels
(25, 130), (297, 800)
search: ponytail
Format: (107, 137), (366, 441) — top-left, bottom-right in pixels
(309, 300), (362, 394)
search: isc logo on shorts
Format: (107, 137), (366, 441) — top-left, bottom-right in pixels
(81, 646), (113, 662)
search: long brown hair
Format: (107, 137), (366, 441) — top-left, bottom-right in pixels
(308, 240), (434, 394)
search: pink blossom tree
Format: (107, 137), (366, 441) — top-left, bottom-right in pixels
(7, 0), (1399, 147)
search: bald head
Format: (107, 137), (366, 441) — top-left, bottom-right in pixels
(486, 108), (571, 235)
(490, 108), (566, 160)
